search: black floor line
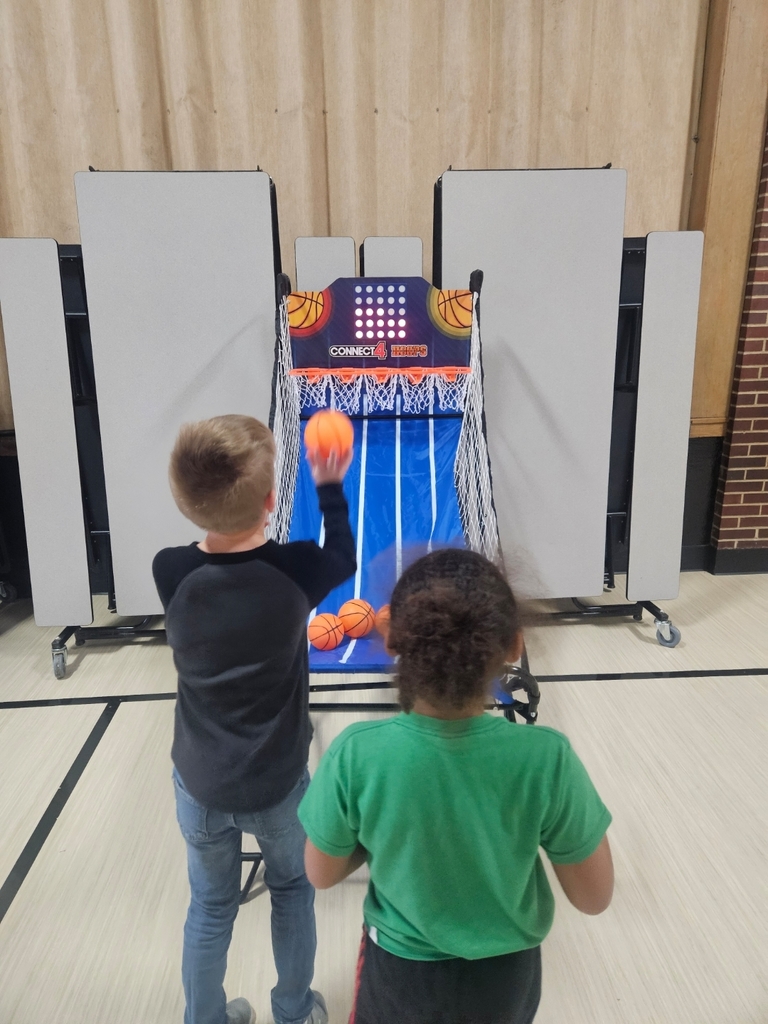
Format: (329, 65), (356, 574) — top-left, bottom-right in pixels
(1, 666), (767, 713)
(0, 699), (120, 925)
(537, 667), (768, 682)
(1, 660), (766, 924)
(0, 693), (176, 710)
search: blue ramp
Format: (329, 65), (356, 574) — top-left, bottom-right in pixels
(290, 414), (465, 672)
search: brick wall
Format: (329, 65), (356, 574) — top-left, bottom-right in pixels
(712, 123), (768, 553)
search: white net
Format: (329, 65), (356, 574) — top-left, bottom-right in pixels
(291, 371), (470, 416)
(268, 296), (301, 543)
(454, 293), (501, 563)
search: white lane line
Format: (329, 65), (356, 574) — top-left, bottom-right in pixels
(395, 395), (402, 579)
(341, 400), (369, 665)
(308, 516), (326, 647)
(428, 397), (437, 553)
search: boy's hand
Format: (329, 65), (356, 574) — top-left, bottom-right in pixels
(308, 448), (354, 486)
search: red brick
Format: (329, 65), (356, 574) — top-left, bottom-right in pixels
(759, 529), (768, 539)
(727, 444), (751, 457)
(717, 540), (737, 549)
(734, 539), (768, 548)
(747, 284), (768, 296)
(754, 271), (768, 282)
(745, 298), (768, 310)
(731, 432), (756, 442)
(742, 328), (768, 340)
(750, 445), (768, 456)
(753, 419), (768, 429)
(751, 256), (768, 267)
(746, 469), (768, 479)
(739, 368), (761, 380)
(752, 241), (768, 254)
(744, 339), (768, 352)
(724, 481), (765, 494)
(743, 313), (768, 325)
(757, 393), (768, 404)
(742, 354), (768, 366)
(722, 492), (743, 505)
(719, 516), (741, 528)
(733, 504), (764, 515)
(718, 528), (758, 539)
(737, 516), (768, 527)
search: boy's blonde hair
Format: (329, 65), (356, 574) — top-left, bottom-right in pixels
(169, 415), (276, 534)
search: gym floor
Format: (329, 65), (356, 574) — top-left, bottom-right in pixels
(0, 572), (766, 1023)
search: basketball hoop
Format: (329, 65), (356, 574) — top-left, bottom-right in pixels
(269, 279), (500, 566)
(288, 365), (472, 416)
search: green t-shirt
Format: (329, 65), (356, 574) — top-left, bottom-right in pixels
(298, 712), (611, 962)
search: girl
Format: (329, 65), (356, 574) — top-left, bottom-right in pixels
(298, 548), (613, 1024)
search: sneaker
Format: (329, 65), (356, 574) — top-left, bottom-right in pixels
(304, 990), (328, 1024)
(226, 997), (256, 1024)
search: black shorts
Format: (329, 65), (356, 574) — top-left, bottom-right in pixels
(349, 931), (541, 1024)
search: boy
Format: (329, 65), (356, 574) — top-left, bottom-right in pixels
(153, 414), (355, 1024)
(298, 548), (613, 1024)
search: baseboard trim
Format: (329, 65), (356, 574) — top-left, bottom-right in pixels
(681, 544), (716, 572)
(712, 547), (768, 574)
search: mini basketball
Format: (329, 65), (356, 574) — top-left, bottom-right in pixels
(338, 599), (375, 638)
(304, 410), (354, 460)
(374, 604), (390, 638)
(307, 612), (345, 651)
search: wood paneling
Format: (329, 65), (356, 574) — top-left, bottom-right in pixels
(688, 0), (768, 437)
(0, 320), (13, 430)
(0, 0), (726, 433)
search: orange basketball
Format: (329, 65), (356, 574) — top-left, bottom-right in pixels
(374, 604), (390, 638)
(307, 612), (345, 651)
(287, 291), (325, 331)
(304, 410), (354, 460)
(437, 289), (473, 329)
(338, 599), (375, 639)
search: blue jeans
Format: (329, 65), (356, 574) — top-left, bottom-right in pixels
(173, 767), (316, 1024)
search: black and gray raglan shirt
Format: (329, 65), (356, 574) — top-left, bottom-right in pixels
(152, 483), (356, 813)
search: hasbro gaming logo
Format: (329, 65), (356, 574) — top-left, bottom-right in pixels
(329, 343), (387, 359)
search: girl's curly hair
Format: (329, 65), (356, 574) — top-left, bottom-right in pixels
(388, 548), (520, 713)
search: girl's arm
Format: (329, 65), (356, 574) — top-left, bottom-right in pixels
(304, 839), (367, 889)
(550, 834), (614, 915)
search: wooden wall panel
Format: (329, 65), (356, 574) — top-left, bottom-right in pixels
(0, 0), (753, 437)
(688, 0), (768, 437)
(0, 320), (13, 431)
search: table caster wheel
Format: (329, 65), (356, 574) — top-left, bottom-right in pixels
(52, 647), (68, 679)
(655, 622), (681, 648)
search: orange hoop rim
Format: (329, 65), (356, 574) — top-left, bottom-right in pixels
(289, 366), (471, 385)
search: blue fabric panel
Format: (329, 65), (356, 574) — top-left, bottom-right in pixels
(289, 416), (465, 672)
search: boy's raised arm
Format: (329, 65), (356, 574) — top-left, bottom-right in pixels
(305, 449), (357, 600)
